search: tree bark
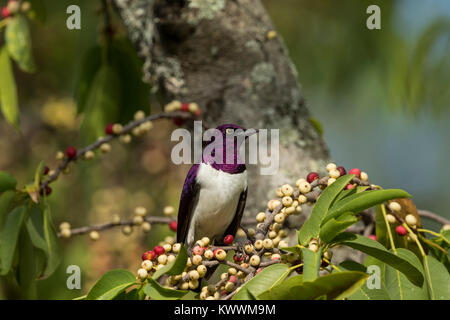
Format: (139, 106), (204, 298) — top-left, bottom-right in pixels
(113, 0), (330, 211)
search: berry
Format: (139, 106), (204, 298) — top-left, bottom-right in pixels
(141, 251), (155, 261)
(180, 103), (190, 112)
(405, 214), (417, 227)
(153, 246), (165, 256)
(65, 146), (77, 159)
(39, 185), (52, 196)
(249, 255), (260, 267)
(105, 123), (114, 135)
(193, 245), (204, 256)
(1, 7), (10, 18)
(281, 184), (294, 196)
(337, 166), (346, 176)
(43, 166), (50, 175)
(214, 248), (226, 261)
(346, 184), (355, 190)
(368, 235), (378, 241)
(89, 231), (100, 241)
(233, 254), (243, 262)
(395, 225), (407, 236)
(228, 275), (237, 284)
(224, 234), (234, 245)
(348, 168), (361, 178)
(137, 268), (148, 280)
(388, 201), (402, 212)
(141, 260), (153, 271)
(169, 221), (177, 232)
(329, 169), (341, 179)
(306, 172), (319, 183)
(386, 214), (397, 224)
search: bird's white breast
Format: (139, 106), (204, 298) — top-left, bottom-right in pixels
(187, 163), (247, 246)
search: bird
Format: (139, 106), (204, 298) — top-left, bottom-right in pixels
(176, 124), (256, 249)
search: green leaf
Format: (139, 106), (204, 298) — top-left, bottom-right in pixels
(332, 233), (424, 287)
(323, 189), (411, 225)
(258, 271), (368, 300)
(0, 190), (16, 229)
(385, 248), (428, 300)
(17, 227), (37, 298)
(152, 245), (188, 280)
(0, 206), (26, 275)
(302, 247), (322, 282)
(0, 171), (17, 193)
(5, 15), (36, 73)
(298, 174), (355, 245)
(424, 254), (450, 300)
(233, 264), (290, 300)
(40, 204), (61, 277)
(144, 278), (188, 300)
(338, 261), (391, 300)
(80, 65), (121, 142)
(86, 269), (136, 300)
(0, 47), (19, 127)
(319, 212), (359, 243)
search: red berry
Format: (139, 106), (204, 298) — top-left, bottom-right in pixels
(337, 166), (346, 176)
(348, 168), (361, 178)
(233, 254), (243, 262)
(228, 275), (237, 283)
(43, 166), (50, 175)
(1, 7), (10, 18)
(346, 184), (355, 190)
(195, 109), (202, 116)
(142, 250), (156, 261)
(306, 172), (319, 183)
(153, 245), (165, 256)
(169, 221), (177, 232)
(221, 290), (227, 296)
(368, 235), (378, 241)
(39, 186), (52, 196)
(193, 245), (204, 256)
(395, 225), (407, 236)
(224, 234), (234, 245)
(65, 146), (77, 159)
(105, 123), (114, 135)
(180, 103), (190, 112)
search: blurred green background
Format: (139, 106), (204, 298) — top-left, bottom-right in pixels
(0, 0), (448, 299)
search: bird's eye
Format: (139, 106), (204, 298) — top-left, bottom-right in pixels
(225, 128), (234, 135)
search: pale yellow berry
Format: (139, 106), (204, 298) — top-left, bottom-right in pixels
(132, 127), (142, 136)
(268, 231), (277, 239)
(164, 100), (182, 112)
(254, 239), (263, 250)
(360, 172), (369, 182)
(327, 178), (336, 186)
(263, 238), (273, 249)
(295, 178), (307, 187)
(308, 239), (319, 252)
(119, 134), (132, 144)
(197, 265), (207, 277)
(180, 282), (189, 290)
(48, 170), (56, 176)
(195, 239), (205, 247)
(324, 250), (333, 260)
(215, 249), (227, 261)
(225, 281), (235, 292)
(186, 257), (192, 267)
(405, 214), (417, 227)
(204, 249), (214, 260)
(295, 205), (303, 214)
(275, 188), (284, 198)
(188, 103), (199, 113)
(248, 228), (256, 237)
(281, 184), (294, 196)
(140, 121), (153, 132)
(244, 244), (254, 254)
(112, 123), (123, 134)
(56, 151), (64, 160)
(133, 215), (144, 225)
(60, 228), (71, 238)
(163, 244), (172, 253)
(282, 196), (293, 207)
(271, 253), (281, 260)
(278, 229), (288, 238)
(135, 206), (147, 216)
(256, 212), (266, 222)
(141, 260), (153, 271)
(298, 195), (307, 204)
(386, 214), (396, 224)
(200, 291), (208, 300)
(122, 225), (132, 235)
(227, 267), (237, 276)
(172, 243), (181, 253)
(329, 169), (341, 179)
(278, 240), (289, 248)
(83, 150), (95, 160)
(21, 1), (31, 13)
(272, 222), (282, 232)
(443, 224), (450, 231)
(167, 255), (176, 264)
(134, 110), (146, 120)
(389, 201), (402, 212)
(100, 143), (111, 153)
(141, 222), (151, 232)
(274, 213), (285, 224)
(266, 30), (277, 40)
(236, 228), (246, 237)
(89, 230), (100, 241)
(298, 181), (312, 194)
(250, 255), (260, 267)
(267, 199), (281, 211)
(163, 206), (175, 216)
(189, 270), (200, 281)
(285, 206), (296, 215)
(137, 268), (148, 280)
(59, 222), (71, 230)
(158, 254), (168, 265)
(192, 255), (203, 265)
(326, 163), (337, 172)
(272, 237), (281, 247)
(220, 272), (228, 280)
(201, 237), (210, 246)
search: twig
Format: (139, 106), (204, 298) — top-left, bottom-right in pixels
(418, 210), (450, 225)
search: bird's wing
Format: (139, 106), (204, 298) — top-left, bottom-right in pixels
(177, 164), (201, 244)
(223, 187), (248, 238)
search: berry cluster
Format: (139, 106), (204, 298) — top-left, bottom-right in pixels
(164, 101), (202, 126)
(1, 0), (30, 19)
